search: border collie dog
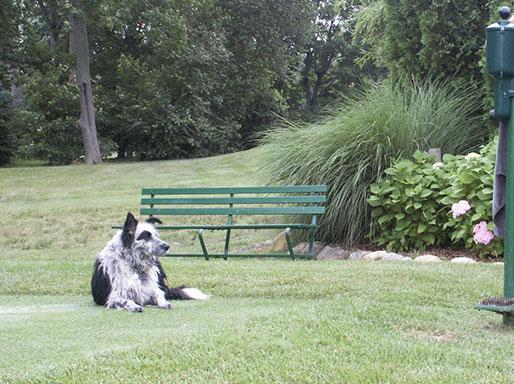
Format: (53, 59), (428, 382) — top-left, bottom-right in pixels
(91, 212), (208, 312)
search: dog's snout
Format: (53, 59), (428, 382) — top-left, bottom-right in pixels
(162, 243), (170, 252)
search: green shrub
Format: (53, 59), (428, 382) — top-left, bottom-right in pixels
(439, 140), (502, 257)
(260, 79), (487, 245)
(15, 68), (85, 165)
(368, 151), (447, 250)
(368, 140), (503, 257)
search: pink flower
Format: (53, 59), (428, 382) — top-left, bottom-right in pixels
(451, 200), (471, 218)
(473, 221), (494, 245)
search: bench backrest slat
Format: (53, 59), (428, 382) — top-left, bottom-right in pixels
(140, 185), (327, 218)
(142, 185), (327, 195)
(141, 207), (325, 216)
(141, 196), (326, 205)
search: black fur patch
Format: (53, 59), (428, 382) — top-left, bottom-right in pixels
(121, 212), (138, 248)
(136, 230), (152, 241)
(91, 260), (111, 305)
(155, 259), (191, 300)
(146, 217), (163, 225)
(168, 286), (192, 300)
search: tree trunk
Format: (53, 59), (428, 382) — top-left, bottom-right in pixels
(69, 0), (102, 164)
(36, 0), (62, 51)
(303, 50), (314, 113)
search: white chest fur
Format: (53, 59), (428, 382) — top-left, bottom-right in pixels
(103, 256), (161, 305)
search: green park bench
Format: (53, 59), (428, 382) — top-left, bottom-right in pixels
(138, 185), (327, 260)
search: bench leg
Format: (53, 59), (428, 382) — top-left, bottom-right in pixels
(307, 228), (315, 259)
(197, 229), (209, 261)
(307, 216), (318, 260)
(223, 228), (231, 261)
(284, 227), (295, 260)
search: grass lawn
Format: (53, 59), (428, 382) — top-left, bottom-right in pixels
(1, 148), (513, 383)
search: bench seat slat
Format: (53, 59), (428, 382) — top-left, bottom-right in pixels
(140, 207), (325, 216)
(141, 196), (326, 205)
(142, 185), (327, 195)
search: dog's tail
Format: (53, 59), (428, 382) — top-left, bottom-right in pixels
(166, 285), (210, 301)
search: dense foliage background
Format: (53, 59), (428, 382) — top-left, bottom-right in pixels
(0, 0), (381, 164)
(1, 0), (506, 165)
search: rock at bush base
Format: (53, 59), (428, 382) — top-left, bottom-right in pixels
(414, 255), (443, 263)
(348, 250), (371, 260)
(293, 242), (325, 256)
(450, 257), (476, 264)
(382, 253), (411, 262)
(362, 251), (387, 261)
(316, 245), (349, 260)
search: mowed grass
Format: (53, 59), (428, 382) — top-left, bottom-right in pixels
(1, 149), (514, 383)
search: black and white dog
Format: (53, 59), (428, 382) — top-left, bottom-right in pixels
(91, 212), (208, 312)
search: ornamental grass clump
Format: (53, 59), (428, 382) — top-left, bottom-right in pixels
(260, 79), (486, 245)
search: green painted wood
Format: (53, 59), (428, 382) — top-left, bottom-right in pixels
(141, 196), (326, 205)
(113, 223), (318, 230)
(140, 206), (325, 216)
(142, 185), (327, 195)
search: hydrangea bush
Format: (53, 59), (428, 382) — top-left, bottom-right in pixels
(368, 139), (503, 257)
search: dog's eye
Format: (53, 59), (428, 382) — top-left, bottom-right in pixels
(136, 231), (152, 241)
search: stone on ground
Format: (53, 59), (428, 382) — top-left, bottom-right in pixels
(362, 251), (387, 261)
(348, 250), (371, 260)
(381, 253), (407, 262)
(450, 257), (476, 264)
(316, 245), (349, 260)
(293, 242), (325, 256)
(414, 255), (443, 263)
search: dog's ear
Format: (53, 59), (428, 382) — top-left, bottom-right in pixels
(121, 212), (138, 248)
(146, 217), (163, 226)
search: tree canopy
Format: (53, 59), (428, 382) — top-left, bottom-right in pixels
(2, 0), (503, 165)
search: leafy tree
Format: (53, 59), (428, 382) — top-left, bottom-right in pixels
(69, 0), (102, 164)
(6, 0), (378, 163)
(218, 0), (315, 144)
(355, 0), (494, 89)
(0, 91), (14, 165)
(16, 67), (84, 165)
(287, 0), (384, 115)
(8, 0), (102, 164)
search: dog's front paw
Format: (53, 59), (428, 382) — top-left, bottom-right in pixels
(158, 301), (173, 310)
(127, 303), (144, 312)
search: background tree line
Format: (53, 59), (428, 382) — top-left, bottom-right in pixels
(1, 0), (374, 165)
(0, 0), (508, 165)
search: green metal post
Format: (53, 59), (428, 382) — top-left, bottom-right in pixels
(284, 227), (295, 260)
(504, 97), (514, 325)
(307, 215), (317, 259)
(197, 229), (210, 261)
(481, 5), (514, 325)
(223, 193), (234, 260)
